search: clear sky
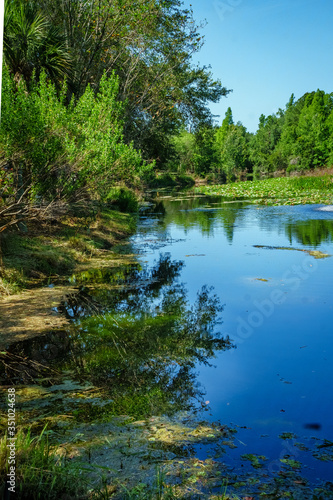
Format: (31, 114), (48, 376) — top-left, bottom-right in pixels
(183, 0), (333, 133)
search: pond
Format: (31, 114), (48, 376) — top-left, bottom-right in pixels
(1, 194), (333, 498)
(131, 195), (333, 484)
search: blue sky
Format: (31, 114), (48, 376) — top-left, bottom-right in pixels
(183, 0), (333, 132)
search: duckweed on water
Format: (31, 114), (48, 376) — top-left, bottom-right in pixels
(2, 245), (333, 498)
(195, 175), (333, 205)
(280, 458), (302, 469)
(240, 453), (267, 469)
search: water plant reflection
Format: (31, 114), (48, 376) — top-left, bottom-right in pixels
(1, 254), (234, 420)
(156, 197), (244, 242)
(143, 196), (333, 249)
(63, 255), (234, 418)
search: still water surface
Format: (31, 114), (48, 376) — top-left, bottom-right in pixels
(132, 195), (333, 482)
(2, 194), (333, 494)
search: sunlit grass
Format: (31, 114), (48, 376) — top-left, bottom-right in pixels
(0, 209), (136, 295)
(0, 426), (89, 499)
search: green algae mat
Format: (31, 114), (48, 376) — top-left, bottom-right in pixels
(195, 175), (333, 206)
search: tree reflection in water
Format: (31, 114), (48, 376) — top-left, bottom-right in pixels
(64, 254), (234, 417)
(1, 254), (233, 419)
(285, 218), (333, 247)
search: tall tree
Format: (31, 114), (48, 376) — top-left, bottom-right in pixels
(218, 122), (251, 181)
(35, 0), (230, 161)
(193, 125), (219, 176)
(249, 112), (284, 176)
(215, 106), (234, 151)
(3, 0), (71, 88)
(295, 90), (333, 170)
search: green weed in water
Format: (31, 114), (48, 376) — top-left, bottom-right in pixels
(195, 175), (333, 206)
(0, 425), (123, 499)
(0, 426), (86, 498)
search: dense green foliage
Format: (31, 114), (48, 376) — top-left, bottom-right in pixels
(2, 0), (333, 241)
(178, 90), (333, 180)
(0, 0), (231, 235)
(0, 67), (146, 204)
(3, 0), (71, 88)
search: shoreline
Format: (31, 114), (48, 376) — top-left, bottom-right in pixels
(0, 208), (137, 347)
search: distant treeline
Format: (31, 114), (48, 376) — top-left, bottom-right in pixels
(169, 90), (333, 181)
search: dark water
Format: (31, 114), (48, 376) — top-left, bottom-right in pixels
(132, 196), (333, 483)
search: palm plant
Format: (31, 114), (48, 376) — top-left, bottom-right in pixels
(3, 0), (71, 88)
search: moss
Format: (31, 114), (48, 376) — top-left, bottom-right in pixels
(0, 208), (136, 295)
(149, 173), (195, 189)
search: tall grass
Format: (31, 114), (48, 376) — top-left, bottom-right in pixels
(0, 426), (89, 499)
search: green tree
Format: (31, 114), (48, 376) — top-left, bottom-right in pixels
(249, 112), (284, 177)
(193, 125), (219, 176)
(277, 93), (301, 162)
(295, 90), (333, 170)
(3, 0), (70, 88)
(214, 109), (252, 181)
(215, 106), (234, 151)
(35, 0), (230, 163)
(219, 123), (251, 181)
(169, 129), (196, 173)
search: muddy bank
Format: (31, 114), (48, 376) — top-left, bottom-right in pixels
(0, 209), (137, 347)
(0, 286), (75, 348)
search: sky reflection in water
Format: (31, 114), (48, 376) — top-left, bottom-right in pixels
(2, 196), (333, 490)
(133, 196), (333, 482)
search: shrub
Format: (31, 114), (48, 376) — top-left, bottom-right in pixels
(106, 187), (139, 212)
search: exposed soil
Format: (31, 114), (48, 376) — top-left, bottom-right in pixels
(0, 285), (75, 348)
(0, 208), (136, 348)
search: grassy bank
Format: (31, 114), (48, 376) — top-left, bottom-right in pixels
(149, 172), (195, 189)
(0, 208), (136, 296)
(195, 175), (333, 205)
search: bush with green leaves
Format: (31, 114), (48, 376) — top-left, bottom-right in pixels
(64, 72), (145, 199)
(0, 67), (66, 201)
(0, 67), (149, 211)
(106, 187), (139, 213)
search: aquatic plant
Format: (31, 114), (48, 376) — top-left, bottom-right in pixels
(195, 175), (333, 205)
(0, 426), (89, 499)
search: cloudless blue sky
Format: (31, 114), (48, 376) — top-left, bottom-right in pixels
(183, 0), (333, 132)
